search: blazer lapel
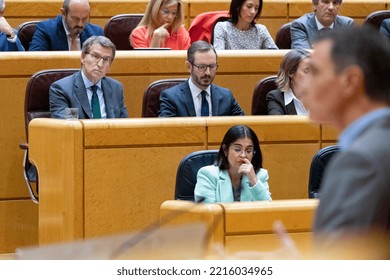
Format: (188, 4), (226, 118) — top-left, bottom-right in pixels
(240, 175), (253, 201)
(218, 169), (234, 202)
(181, 81), (197, 116)
(286, 102), (297, 115)
(101, 78), (114, 118)
(74, 72), (93, 118)
(56, 16), (70, 51)
(210, 84), (221, 116)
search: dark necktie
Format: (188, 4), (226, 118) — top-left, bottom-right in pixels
(200, 90), (209, 117)
(91, 85), (101, 119)
(319, 28), (332, 38)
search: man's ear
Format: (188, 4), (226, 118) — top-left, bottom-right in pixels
(185, 61), (191, 73)
(340, 65), (364, 99)
(60, 8), (66, 17)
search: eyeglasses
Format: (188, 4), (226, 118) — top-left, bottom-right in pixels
(160, 8), (178, 18)
(191, 63), (219, 72)
(86, 52), (112, 65)
(230, 146), (256, 156)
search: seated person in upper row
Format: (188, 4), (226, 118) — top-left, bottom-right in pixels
(380, 18), (390, 39)
(159, 40), (244, 117)
(195, 124), (271, 203)
(49, 36), (128, 119)
(291, 0), (354, 49)
(213, 0), (277, 50)
(130, 0), (190, 50)
(267, 49), (310, 115)
(29, 0), (104, 51)
(0, 0), (24, 51)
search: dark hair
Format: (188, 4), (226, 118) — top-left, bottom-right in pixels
(229, 0), (263, 25)
(217, 125), (263, 172)
(82, 35), (116, 60)
(187, 40), (218, 64)
(324, 26), (390, 104)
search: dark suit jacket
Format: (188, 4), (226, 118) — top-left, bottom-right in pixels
(266, 89), (297, 115)
(380, 18), (390, 39)
(49, 70), (128, 119)
(291, 13), (354, 49)
(314, 114), (390, 243)
(158, 80), (244, 117)
(29, 15), (104, 51)
(0, 31), (25, 51)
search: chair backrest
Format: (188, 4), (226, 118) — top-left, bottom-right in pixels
(275, 22), (292, 49)
(104, 14), (143, 50)
(142, 78), (187, 117)
(363, 10), (390, 31)
(188, 11), (230, 43)
(251, 75), (277, 115)
(24, 69), (78, 139)
(17, 20), (39, 50)
(308, 145), (341, 198)
(175, 150), (219, 201)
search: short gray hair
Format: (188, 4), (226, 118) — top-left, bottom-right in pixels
(81, 35), (116, 60)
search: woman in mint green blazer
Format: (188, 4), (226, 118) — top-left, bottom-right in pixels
(194, 125), (271, 203)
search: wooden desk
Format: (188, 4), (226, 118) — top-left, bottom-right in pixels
(29, 117), (331, 246)
(160, 199), (319, 256)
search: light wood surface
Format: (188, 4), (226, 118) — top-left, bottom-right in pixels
(160, 199), (319, 256)
(29, 117), (333, 246)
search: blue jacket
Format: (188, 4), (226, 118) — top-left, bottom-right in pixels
(29, 15), (104, 51)
(291, 13), (354, 49)
(159, 80), (244, 117)
(0, 31), (25, 51)
(194, 165), (271, 203)
(49, 70), (128, 119)
(380, 19), (390, 39)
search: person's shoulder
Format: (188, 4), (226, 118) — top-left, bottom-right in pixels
(293, 13), (314, 24)
(212, 84), (232, 93)
(85, 22), (104, 33)
(198, 164), (219, 176)
(267, 88), (283, 98)
(37, 15), (62, 29)
(335, 15), (354, 25)
(162, 81), (187, 94)
(257, 168), (269, 180)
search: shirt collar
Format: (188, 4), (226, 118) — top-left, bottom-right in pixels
(315, 16), (335, 30)
(339, 108), (390, 150)
(62, 17), (79, 38)
(81, 70), (102, 89)
(188, 77), (211, 99)
(283, 89), (295, 105)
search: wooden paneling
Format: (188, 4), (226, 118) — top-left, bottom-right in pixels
(160, 199), (318, 256)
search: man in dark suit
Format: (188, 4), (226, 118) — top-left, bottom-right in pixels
(0, 0), (24, 51)
(49, 36), (128, 119)
(159, 40), (244, 117)
(304, 26), (390, 246)
(29, 0), (103, 51)
(291, 0), (354, 49)
(379, 18), (390, 39)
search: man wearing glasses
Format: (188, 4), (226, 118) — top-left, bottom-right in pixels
(49, 36), (128, 119)
(159, 40), (244, 117)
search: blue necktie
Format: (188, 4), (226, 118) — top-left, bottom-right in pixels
(200, 91), (209, 117)
(91, 85), (101, 119)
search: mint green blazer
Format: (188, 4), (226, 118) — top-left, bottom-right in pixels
(194, 165), (271, 203)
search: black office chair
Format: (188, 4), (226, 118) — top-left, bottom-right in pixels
(142, 78), (186, 117)
(19, 69), (78, 203)
(104, 14), (143, 50)
(275, 22), (292, 49)
(175, 150), (219, 201)
(308, 145), (341, 198)
(363, 10), (390, 31)
(251, 75), (278, 115)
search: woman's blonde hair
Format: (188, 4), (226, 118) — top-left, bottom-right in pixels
(276, 49), (311, 92)
(137, 0), (184, 38)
